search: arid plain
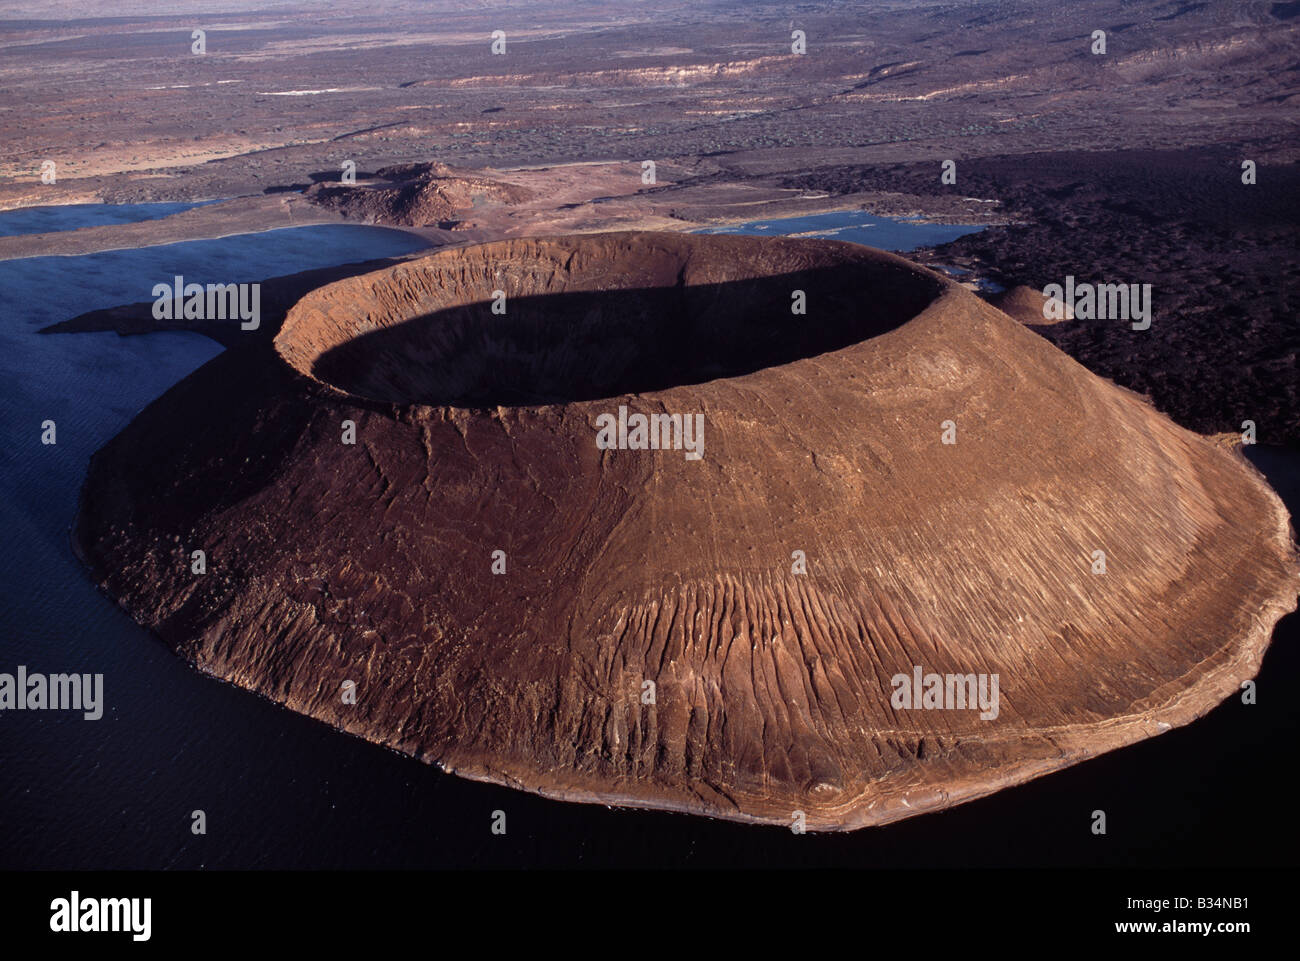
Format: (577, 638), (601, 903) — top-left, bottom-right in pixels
(4, 0), (1297, 440)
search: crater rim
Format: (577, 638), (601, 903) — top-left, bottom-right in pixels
(273, 230), (954, 410)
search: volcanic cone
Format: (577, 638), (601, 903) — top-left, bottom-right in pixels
(75, 232), (1299, 830)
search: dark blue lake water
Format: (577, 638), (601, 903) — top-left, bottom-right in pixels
(0, 201), (218, 238)
(0, 207), (1295, 868)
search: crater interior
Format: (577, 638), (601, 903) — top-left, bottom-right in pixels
(274, 232), (945, 406)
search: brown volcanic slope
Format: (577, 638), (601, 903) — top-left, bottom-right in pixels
(75, 232), (1299, 830)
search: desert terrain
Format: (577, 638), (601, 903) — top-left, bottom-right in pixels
(2, 0), (1298, 836)
(3, 0), (1296, 442)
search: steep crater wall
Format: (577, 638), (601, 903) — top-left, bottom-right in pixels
(274, 232), (945, 407)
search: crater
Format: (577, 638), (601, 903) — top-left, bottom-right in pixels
(274, 231), (946, 407)
(75, 230), (1300, 831)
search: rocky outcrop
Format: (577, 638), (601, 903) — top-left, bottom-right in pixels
(305, 163), (532, 228)
(75, 231), (1299, 830)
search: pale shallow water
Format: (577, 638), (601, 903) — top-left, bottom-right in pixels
(0, 208), (1294, 868)
(694, 209), (986, 252)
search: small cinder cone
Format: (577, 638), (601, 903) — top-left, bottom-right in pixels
(991, 283), (1074, 325)
(77, 232), (1299, 830)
